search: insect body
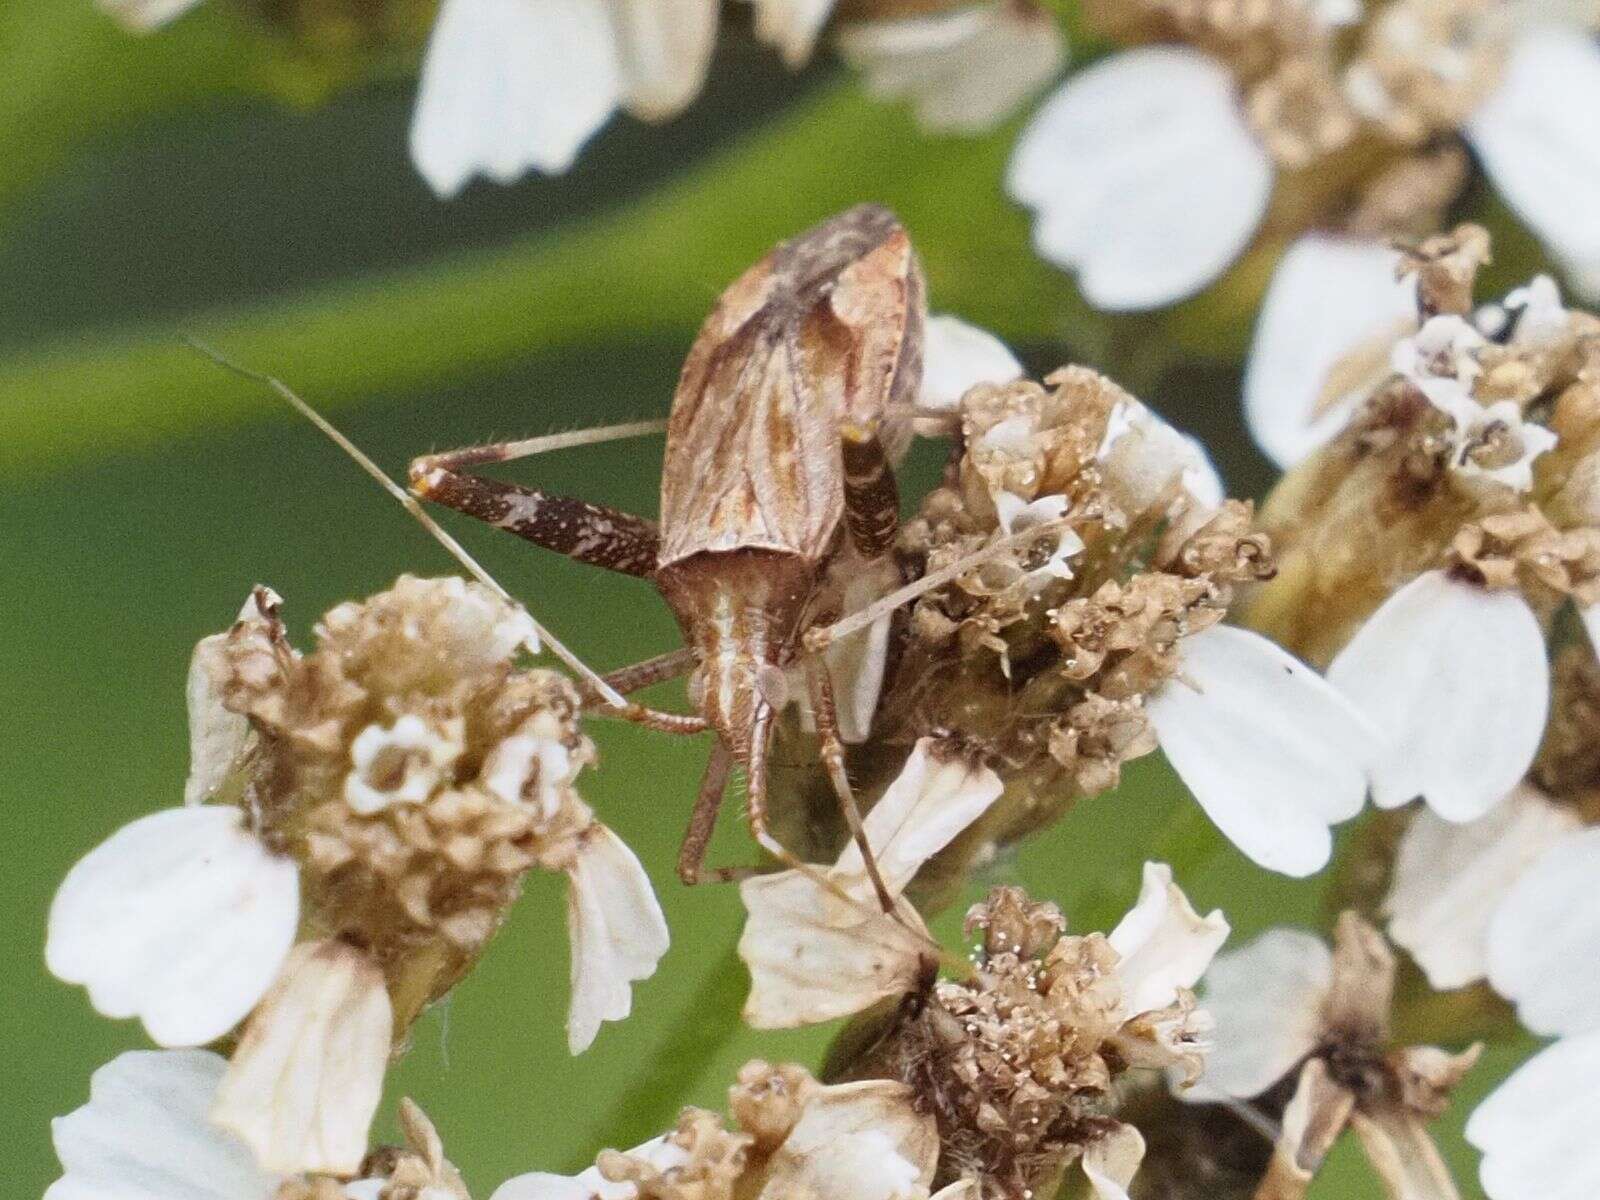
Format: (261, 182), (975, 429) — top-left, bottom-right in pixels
(409, 205), (925, 902)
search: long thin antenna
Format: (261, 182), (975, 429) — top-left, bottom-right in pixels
(187, 338), (627, 709)
(803, 516), (1079, 652)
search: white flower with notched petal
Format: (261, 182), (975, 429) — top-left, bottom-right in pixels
(46, 804), (301, 1049)
(47, 1051), (282, 1200)
(1243, 237), (1419, 470)
(1466, 1030), (1600, 1200)
(1013, 8), (1600, 312)
(837, 2), (1065, 134)
(916, 314), (1024, 415)
(1008, 46), (1274, 311)
(739, 738), (1003, 1028)
(49, 592), (299, 1049)
(1092, 394), (1376, 877)
(410, 0), (719, 196)
(1147, 623), (1377, 877)
(564, 825), (672, 1055)
(48, 1049), (461, 1200)
(1383, 785), (1584, 992)
(1327, 569), (1549, 824)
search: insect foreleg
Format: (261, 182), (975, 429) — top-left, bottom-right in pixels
(410, 465), (661, 579)
(839, 420), (901, 560)
(601, 646), (697, 696)
(803, 655), (897, 913)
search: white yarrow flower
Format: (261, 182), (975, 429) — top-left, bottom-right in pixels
(564, 824), (672, 1053)
(1148, 623), (1376, 877)
(1008, 46), (1273, 311)
(46, 804), (301, 1048)
(916, 314), (1024, 415)
(837, 3), (1065, 134)
(47, 1050), (283, 1200)
(1328, 569), (1549, 823)
(740, 739), (1003, 1027)
(410, 0), (719, 195)
(211, 939), (394, 1176)
(1243, 236), (1419, 469)
(1383, 785), (1583, 990)
(1466, 1030), (1600, 1200)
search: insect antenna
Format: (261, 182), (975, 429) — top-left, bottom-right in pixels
(186, 337), (627, 709)
(803, 515), (1081, 653)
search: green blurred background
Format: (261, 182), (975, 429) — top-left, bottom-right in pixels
(2, 5), (1543, 1197)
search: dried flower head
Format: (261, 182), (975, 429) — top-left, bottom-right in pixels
(834, 871), (1227, 1200)
(845, 367), (1372, 878)
(47, 576), (667, 1174)
(492, 1062), (948, 1200)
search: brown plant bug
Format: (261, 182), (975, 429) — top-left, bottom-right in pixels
(406, 204), (930, 909)
(199, 205), (1060, 919)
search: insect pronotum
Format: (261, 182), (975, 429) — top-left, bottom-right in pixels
(203, 205), (1063, 919)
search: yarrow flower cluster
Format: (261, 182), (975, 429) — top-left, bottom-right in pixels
(802, 362), (1376, 878)
(100, 0), (1063, 196)
(41, 193), (1600, 1200)
(1009, 0), (1600, 310)
(47, 576), (667, 1176)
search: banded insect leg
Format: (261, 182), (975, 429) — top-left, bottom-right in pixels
(408, 419), (667, 579)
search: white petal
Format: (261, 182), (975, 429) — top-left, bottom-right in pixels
(837, 5), (1065, 134)
(565, 824), (670, 1053)
(185, 623), (252, 806)
(829, 738), (1004, 905)
(1097, 398), (1224, 513)
(1466, 1031), (1600, 1200)
(1581, 601), (1600, 658)
(1107, 862), (1229, 1017)
(46, 1050), (280, 1200)
(97, 0), (205, 32)
(492, 1137), (685, 1200)
(1243, 235), (1416, 469)
(212, 940), (393, 1176)
(1148, 625), (1375, 877)
(1007, 47), (1272, 311)
(740, 871), (933, 1028)
(1384, 787), (1581, 990)
(493, 1143), (679, 1200)
(917, 314), (1023, 412)
(608, 0), (718, 119)
(1327, 571), (1548, 822)
(1486, 827), (1600, 1037)
(758, 1081), (938, 1200)
(1468, 28), (1600, 298)
(747, 0), (836, 67)
(1081, 1123), (1145, 1200)
(409, 0), (623, 196)
(826, 556), (903, 744)
(1186, 929), (1332, 1101)
(46, 806), (300, 1047)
